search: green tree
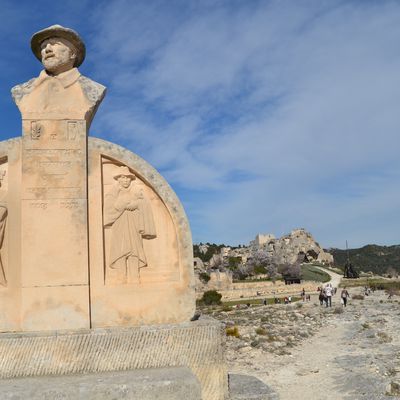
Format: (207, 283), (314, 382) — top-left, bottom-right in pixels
(201, 290), (222, 305)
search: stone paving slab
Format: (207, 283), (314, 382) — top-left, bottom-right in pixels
(0, 367), (201, 400)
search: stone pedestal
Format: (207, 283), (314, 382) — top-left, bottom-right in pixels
(10, 64), (106, 331)
(20, 119), (90, 331)
(0, 318), (228, 400)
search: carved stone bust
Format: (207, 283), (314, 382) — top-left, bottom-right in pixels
(11, 25), (106, 125)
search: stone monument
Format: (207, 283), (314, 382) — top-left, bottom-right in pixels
(0, 25), (228, 400)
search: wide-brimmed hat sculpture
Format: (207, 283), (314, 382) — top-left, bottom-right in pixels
(31, 24), (86, 67)
(113, 165), (136, 180)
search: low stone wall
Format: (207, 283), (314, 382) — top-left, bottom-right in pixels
(0, 319), (228, 400)
(218, 280), (320, 301)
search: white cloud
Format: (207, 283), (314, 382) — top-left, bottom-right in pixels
(89, 0), (400, 247)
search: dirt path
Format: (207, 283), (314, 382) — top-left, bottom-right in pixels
(266, 290), (399, 399)
(315, 266), (343, 289)
(224, 289), (400, 399)
(265, 312), (350, 399)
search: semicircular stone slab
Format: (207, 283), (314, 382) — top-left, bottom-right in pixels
(88, 137), (195, 327)
(0, 136), (195, 331)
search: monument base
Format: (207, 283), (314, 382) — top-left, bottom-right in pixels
(0, 367), (201, 400)
(0, 318), (228, 400)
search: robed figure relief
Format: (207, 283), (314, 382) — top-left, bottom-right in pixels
(0, 168), (7, 287)
(0, 205), (6, 287)
(104, 166), (157, 284)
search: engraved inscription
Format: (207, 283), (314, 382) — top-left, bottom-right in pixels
(39, 161), (71, 175)
(24, 149), (83, 157)
(26, 186), (82, 198)
(29, 201), (48, 210)
(31, 121), (43, 140)
(60, 200), (80, 209)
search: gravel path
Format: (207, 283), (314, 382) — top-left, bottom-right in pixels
(314, 266), (343, 289)
(218, 289), (400, 399)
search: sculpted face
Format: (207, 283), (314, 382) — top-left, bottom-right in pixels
(40, 37), (77, 75)
(117, 175), (133, 189)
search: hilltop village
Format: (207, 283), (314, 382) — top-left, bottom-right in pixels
(193, 229), (335, 299)
(195, 228), (333, 267)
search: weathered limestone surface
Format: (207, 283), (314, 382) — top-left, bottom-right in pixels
(88, 137), (195, 327)
(0, 318), (227, 400)
(0, 367), (202, 400)
(0, 135), (195, 331)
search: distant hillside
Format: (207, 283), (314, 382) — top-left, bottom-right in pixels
(329, 244), (400, 275)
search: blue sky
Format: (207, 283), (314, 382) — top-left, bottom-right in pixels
(0, 0), (399, 249)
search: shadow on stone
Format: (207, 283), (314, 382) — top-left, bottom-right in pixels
(229, 373), (279, 399)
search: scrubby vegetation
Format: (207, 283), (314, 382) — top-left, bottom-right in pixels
(193, 243), (227, 262)
(329, 244), (400, 275)
(340, 279), (400, 291)
(199, 290), (222, 305)
(226, 326), (240, 338)
(198, 272), (211, 284)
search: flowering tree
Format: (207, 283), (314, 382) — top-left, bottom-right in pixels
(245, 249), (278, 281)
(278, 262), (301, 279)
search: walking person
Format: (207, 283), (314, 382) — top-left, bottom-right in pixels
(341, 287), (350, 307)
(324, 283), (333, 307)
(319, 289), (325, 306)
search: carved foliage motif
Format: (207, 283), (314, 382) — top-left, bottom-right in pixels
(30, 121), (43, 140)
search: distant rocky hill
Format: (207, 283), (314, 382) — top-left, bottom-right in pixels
(194, 228), (333, 270)
(329, 244), (400, 275)
(248, 229), (333, 265)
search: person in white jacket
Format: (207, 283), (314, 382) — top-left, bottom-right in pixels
(324, 283), (333, 307)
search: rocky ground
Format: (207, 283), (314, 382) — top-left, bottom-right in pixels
(210, 288), (400, 399)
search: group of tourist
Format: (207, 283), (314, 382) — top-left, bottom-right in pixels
(254, 282), (353, 309)
(318, 284), (350, 307)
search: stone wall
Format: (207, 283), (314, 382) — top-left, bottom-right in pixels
(196, 270), (233, 293)
(217, 280), (320, 301)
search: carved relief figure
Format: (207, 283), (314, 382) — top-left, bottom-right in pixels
(0, 169), (7, 287)
(104, 166), (156, 284)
